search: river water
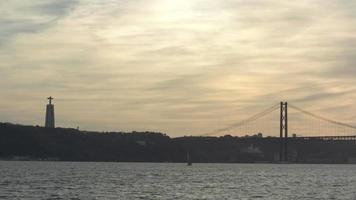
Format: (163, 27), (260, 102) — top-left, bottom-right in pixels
(0, 161), (355, 199)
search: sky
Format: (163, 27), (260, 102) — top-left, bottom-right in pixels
(1, 0), (356, 137)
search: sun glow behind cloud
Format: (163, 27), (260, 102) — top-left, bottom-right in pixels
(1, 0), (356, 136)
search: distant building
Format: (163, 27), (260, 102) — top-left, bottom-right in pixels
(45, 96), (55, 128)
(242, 144), (262, 154)
(347, 157), (356, 164)
(136, 141), (147, 147)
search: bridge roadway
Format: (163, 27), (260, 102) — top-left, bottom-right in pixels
(294, 135), (356, 141)
(232, 135), (356, 142)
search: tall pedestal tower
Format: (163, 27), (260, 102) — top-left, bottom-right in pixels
(45, 96), (55, 128)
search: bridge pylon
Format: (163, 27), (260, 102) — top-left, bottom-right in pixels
(280, 102), (288, 162)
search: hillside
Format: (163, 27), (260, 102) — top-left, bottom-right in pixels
(1, 122), (356, 163)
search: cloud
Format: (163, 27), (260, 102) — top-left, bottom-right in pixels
(0, 0), (77, 45)
(35, 0), (77, 16)
(1, 0), (356, 136)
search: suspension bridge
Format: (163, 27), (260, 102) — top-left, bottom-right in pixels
(201, 102), (356, 162)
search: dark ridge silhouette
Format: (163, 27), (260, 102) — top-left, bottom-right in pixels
(1, 122), (356, 163)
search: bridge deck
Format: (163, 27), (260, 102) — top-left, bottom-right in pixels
(293, 135), (356, 141)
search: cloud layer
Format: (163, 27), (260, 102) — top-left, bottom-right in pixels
(1, 0), (356, 136)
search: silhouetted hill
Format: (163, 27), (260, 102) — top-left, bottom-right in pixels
(1, 122), (356, 163)
(0, 122), (172, 162)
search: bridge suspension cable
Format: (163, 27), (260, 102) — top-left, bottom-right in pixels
(200, 103), (280, 136)
(288, 103), (356, 131)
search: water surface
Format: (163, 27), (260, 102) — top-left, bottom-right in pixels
(1, 161), (355, 199)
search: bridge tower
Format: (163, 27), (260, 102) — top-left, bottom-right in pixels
(45, 96), (55, 128)
(280, 102), (288, 162)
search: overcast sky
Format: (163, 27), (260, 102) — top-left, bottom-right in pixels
(1, 0), (356, 136)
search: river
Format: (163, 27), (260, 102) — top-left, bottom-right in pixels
(1, 161), (355, 199)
